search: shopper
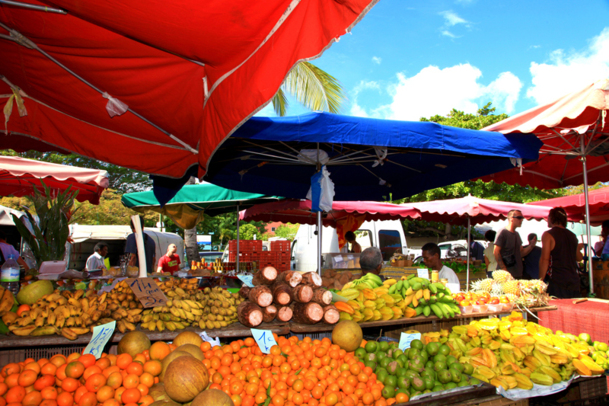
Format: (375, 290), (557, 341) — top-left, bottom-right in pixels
(360, 247), (383, 279)
(494, 210), (536, 279)
(523, 233), (542, 280)
(540, 207), (583, 298)
(0, 231), (29, 271)
(345, 231), (362, 253)
(125, 216), (156, 273)
(421, 242), (460, 287)
(469, 232), (484, 261)
(595, 220), (609, 256)
(85, 243), (108, 272)
(157, 244), (181, 275)
(483, 230), (497, 278)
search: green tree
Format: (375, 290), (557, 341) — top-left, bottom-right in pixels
(273, 224), (299, 240)
(238, 224), (259, 240)
(421, 102), (509, 130)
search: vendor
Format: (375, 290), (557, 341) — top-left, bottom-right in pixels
(157, 244), (181, 275)
(421, 242), (460, 286)
(360, 247), (383, 280)
(345, 231), (362, 253)
(86, 243), (108, 272)
(0, 231), (29, 271)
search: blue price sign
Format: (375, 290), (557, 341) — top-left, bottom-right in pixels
(398, 332), (421, 351)
(238, 275), (254, 288)
(83, 321), (115, 359)
(126, 278), (167, 308)
(251, 328), (278, 354)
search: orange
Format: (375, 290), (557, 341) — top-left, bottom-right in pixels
(16, 304), (30, 316)
(139, 372), (154, 388)
(82, 366), (102, 381)
(123, 374), (139, 389)
(24, 362), (41, 375)
(40, 400), (57, 406)
(136, 383), (149, 397)
(95, 358), (110, 371)
(231, 394), (243, 406)
(78, 355), (95, 369)
(49, 356), (67, 369)
(78, 392), (97, 406)
(2, 364), (21, 378)
(116, 354), (132, 370)
(34, 375), (55, 391)
(23, 390), (42, 406)
(102, 366), (120, 379)
(96, 387), (114, 403)
(362, 393), (374, 405)
(41, 387), (57, 400)
(56, 392), (74, 406)
(395, 393), (408, 404)
(133, 354), (147, 365)
(0, 382), (8, 396)
(121, 388), (141, 404)
(6, 385), (26, 403)
(41, 363), (57, 377)
(66, 354), (80, 363)
(65, 363), (85, 380)
(61, 378), (79, 393)
(126, 363), (143, 377)
(84, 374), (106, 393)
(142, 360), (161, 377)
(19, 370), (39, 388)
(140, 395), (154, 406)
(102, 399), (119, 406)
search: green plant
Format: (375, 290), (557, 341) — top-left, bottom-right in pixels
(11, 181), (78, 268)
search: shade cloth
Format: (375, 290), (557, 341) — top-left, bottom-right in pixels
(0, 156), (109, 204)
(538, 299), (609, 343)
(0, 0), (377, 180)
(205, 112), (543, 201)
(528, 187), (609, 226)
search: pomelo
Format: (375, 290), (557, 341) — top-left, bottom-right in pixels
(164, 356), (209, 403)
(191, 389), (234, 406)
(173, 331), (203, 347)
(176, 344), (204, 361)
(331, 320), (363, 352)
(16, 280), (53, 305)
(117, 331), (151, 357)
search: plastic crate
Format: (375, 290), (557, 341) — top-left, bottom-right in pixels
(0, 345), (86, 367)
(271, 241), (291, 252)
(578, 376), (608, 399)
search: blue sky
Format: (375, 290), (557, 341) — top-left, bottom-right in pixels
(258, 0), (609, 122)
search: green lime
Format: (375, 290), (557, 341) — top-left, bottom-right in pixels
(385, 375), (397, 388)
(407, 348), (419, 360)
(364, 360), (377, 371)
(404, 370), (420, 380)
(397, 354), (408, 365)
(381, 385), (396, 399)
(396, 367), (408, 377)
(380, 357), (392, 369)
(425, 342), (440, 356)
(392, 349), (404, 359)
(365, 341), (378, 353)
(438, 370), (452, 384)
(410, 391), (422, 398)
(425, 360), (434, 369)
(444, 382), (457, 390)
(419, 350), (429, 363)
(457, 380), (469, 387)
(438, 344), (451, 356)
(432, 384), (444, 392)
(379, 341), (390, 352)
(433, 354), (446, 364)
(423, 376), (434, 390)
(354, 348), (367, 361)
(389, 340), (398, 348)
(451, 370), (462, 383)
(397, 376), (410, 390)
(433, 361), (446, 371)
(376, 368), (389, 384)
(410, 339), (424, 350)
(463, 363), (474, 375)
(396, 388), (409, 396)
(445, 355), (457, 366)
(411, 377), (426, 392)
(408, 358), (425, 373)
(469, 378), (481, 385)
(376, 351), (387, 361)
(449, 363), (464, 373)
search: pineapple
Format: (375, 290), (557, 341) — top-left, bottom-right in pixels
(503, 280), (521, 296)
(470, 278), (493, 293)
(490, 282), (504, 297)
(492, 270), (513, 283)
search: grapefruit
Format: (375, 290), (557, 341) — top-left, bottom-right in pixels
(332, 320), (363, 352)
(163, 357), (209, 403)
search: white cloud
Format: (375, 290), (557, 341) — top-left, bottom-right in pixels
(376, 64), (521, 121)
(372, 56), (382, 65)
(440, 11), (468, 27)
(526, 27), (609, 104)
(349, 81), (381, 118)
(441, 30), (458, 39)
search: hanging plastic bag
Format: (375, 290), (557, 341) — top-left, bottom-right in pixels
(307, 165), (335, 212)
(102, 92), (129, 117)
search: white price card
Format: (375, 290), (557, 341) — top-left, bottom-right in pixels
(333, 255), (344, 262)
(251, 329), (278, 354)
(126, 278), (168, 308)
(83, 321), (115, 359)
(398, 332), (421, 351)
(446, 283), (460, 294)
(238, 275), (254, 287)
(199, 331), (221, 347)
(417, 268), (429, 279)
(347, 255), (354, 260)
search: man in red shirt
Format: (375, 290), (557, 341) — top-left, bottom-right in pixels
(157, 244), (181, 275)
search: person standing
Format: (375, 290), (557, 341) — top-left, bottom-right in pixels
(0, 231), (29, 271)
(483, 230), (497, 278)
(125, 216), (156, 274)
(523, 233), (542, 280)
(469, 232), (484, 261)
(421, 242), (460, 287)
(345, 231), (362, 253)
(494, 210), (536, 279)
(157, 244), (181, 275)
(359, 247), (384, 280)
(85, 243), (108, 272)
(596, 220), (609, 257)
(540, 207), (583, 298)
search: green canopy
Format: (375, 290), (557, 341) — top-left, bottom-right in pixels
(121, 183), (281, 229)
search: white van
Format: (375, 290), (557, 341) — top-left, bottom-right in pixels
(67, 225), (185, 271)
(292, 220), (409, 273)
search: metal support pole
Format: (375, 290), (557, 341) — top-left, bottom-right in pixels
(236, 203), (240, 274)
(466, 216), (471, 292)
(317, 211), (322, 275)
(581, 155), (594, 295)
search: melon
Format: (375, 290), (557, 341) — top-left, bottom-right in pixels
(149, 383), (169, 402)
(117, 331), (151, 357)
(331, 320), (363, 352)
(164, 356), (209, 403)
(176, 344), (204, 361)
(192, 389), (234, 406)
(160, 350), (192, 382)
(173, 331), (203, 347)
(16, 280), (53, 305)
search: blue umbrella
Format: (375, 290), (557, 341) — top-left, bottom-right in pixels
(204, 112), (542, 272)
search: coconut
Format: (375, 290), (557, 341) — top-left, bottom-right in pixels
(173, 331), (203, 347)
(176, 344), (204, 361)
(331, 320), (363, 352)
(164, 356), (209, 403)
(149, 383), (169, 402)
(117, 331), (151, 357)
(192, 389), (234, 406)
(16, 280), (53, 305)
(150, 401), (181, 406)
(160, 350), (192, 382)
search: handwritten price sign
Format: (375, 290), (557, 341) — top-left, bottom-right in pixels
(251, 328), (278, 354)
(398, 332), (421, 351)
(126, 278), (168, 308)
(84, 321), (115, 359)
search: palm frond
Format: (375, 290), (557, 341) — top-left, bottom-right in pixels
(281, 62), (346, 114)
(272, 89), (288, 117)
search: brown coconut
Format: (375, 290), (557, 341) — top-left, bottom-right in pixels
(117, 331), (151, 357)
(176, 344), (204, 361)
(149, 383), (169, 401)
(173, 331), (203, 348)
(160, 350), (192, 382)
(164, 357), (209, 403)
(192, 389), (234, 406)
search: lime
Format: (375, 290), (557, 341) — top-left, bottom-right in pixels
(381, 385), (396, 399)
(457, 380), (469, 387)
(404, 370), (420, 380)
(433, 354), (446, 363)
(385, 375), (398, 388)
(438, 370), (452, 384)
(423, 376), (434, 390)
(433, 361), (446, 371)
(449, 363), (464, 373)
(444, 382), (457, 390)
(407, 348), (419, 360)
(469, 378), (481, 385)
(432, 384), (444, 392)
(445, 355), (457, 366)
(438, 344), (451, 356)
(392, 349), (404, 359)
(365, 341), (378, 353)
(421, 369), (435, 381)
(387, 361), (400, 375)
(379, 341), (390, 352)
(410, 339), (424, 350)
(425, 342), (440, 356)
(408, 358), (425, 373)
(398, 354), (408, 365)
(463, 363), (474, 375)
(425, 360), (434, 369)
(396, 388), (409, 396)
(410, 391), (422, 398)
(354, 348), (367, 360)
(451, 370), (462, 383)
(364, 360), (377, 371)
(397, 376), (410, 390)
(376, 368), (388, 384)
(579, 333), (592, 345)
(380, 357), (392, 369)
(419, 350), (429, 363)
(376, 351), (387, 362)
(396, 367), (408, 377)
(411, 377), (426, 392)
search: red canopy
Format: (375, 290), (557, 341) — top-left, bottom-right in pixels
(528, 187), (609, 225)
(0, 0), (376, 179)
(240, 199), (421, 226)
(0, 156), (109, 204)
(401, 195), (552, 226)
(480, 79), (609, 188)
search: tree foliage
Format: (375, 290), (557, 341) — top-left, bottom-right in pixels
(273, 224), (299, 241)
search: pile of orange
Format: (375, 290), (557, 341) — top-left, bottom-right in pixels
(200, 335), (395, 406)
(0, 347), (163, 406)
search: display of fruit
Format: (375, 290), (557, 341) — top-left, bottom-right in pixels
(3, 288), (119, 340)
(431, 312), (605, 391)
(470, 272), (549, 307)
(103, 280), (146, 333)
(15, 280), (54, 305)
(141, 281), (243, 331)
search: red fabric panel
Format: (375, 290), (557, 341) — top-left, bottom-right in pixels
(538, 299), (609, 343)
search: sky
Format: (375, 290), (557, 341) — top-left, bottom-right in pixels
(258, 0), (609, 122)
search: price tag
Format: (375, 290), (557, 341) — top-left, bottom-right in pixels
(347, 255), (354, 260)
(126, 278), (167, 308)
(446, 283), (460, 294)
(199, 331), (221, 348)
(417, 268), (429, 279)
(238, 275), (254, 287)
(398, 332), (421, 351)
(83, 321), (115, 359)
(251, 329), (278, 354)
(334, 255), (344, 262)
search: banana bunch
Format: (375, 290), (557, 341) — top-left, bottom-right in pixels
(141, 285), (243, 331)
(340, 272), (384, 291)
(437, 313), (605, 392)
(103, 280), (147, 333)
(3, 289), (118, 340)
(395, 275), (461, 319)
(336, 278), (406, 323)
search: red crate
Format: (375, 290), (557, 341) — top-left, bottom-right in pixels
(271, 241), (291, 252)
(277, 252), (290, 262)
